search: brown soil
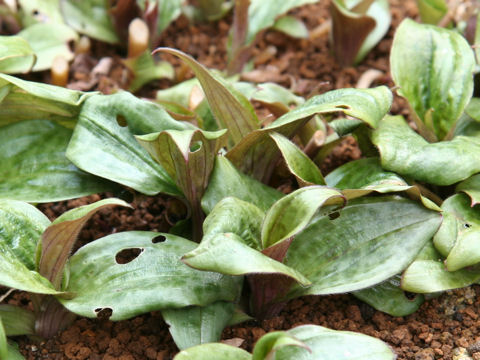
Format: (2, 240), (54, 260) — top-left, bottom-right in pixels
(4, 0), (476, 359)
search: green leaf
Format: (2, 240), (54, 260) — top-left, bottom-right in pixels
(60, 0), (119, 43)
(123, 50), (175, 92)
(246, 0), (317, 45)
(0, 120), (115, 202)
(325, 157), (440, 210)
(401, 259), (480, 293)
(390, 19), (475, 140)
(162, 301), (235, 350)
(252, 331), (309, 360)
(0, 35), (35, 73)
(0, 73), (90, 127)
(227, 86), (392, 181)
(0, 317), (7, 360)
(270, 132), (325, 187)
(201, 156), (283, 214)
(39, 198), (130, 289)
(0, 200), (60, 294)
(175, 343), (251, 360)
(466, 98), (480, 122)
(285, 196), (442, 298)
(136, 0), (183, 35)
(372, 116), (480, 186)
(0, 305), (35, 336)
(66, 92), (193, 196)
(60, 232), (242, 320)
(433, 194), (480, 271)
(456, 174), (480, 206)
(353, 275), (425, 316)
(6, 342), (25, 360)
(19, 0), (64, 26)
(154, 48), (259, 145)
(18, 23), (78, 71)
(330, 0), (390, 66)
(273, 325), (395, 360)
(416, 0), (448, 25)
(272, 15), (309, 38)
(261, 186), (344, 248)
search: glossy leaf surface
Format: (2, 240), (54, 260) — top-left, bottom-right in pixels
(66, 92), (193, 196)
(0, 200), (59, 294)
(61, 232), (242, 320)
(372, 116), (480, 185)
(0, 120), (115, 202)
(391, 19), (475, 140)
(285, 196), (442, 297)
(456, 174), (480, 206)
(201, 156), (283, 214)
(162, 301), (235, 350)
(227, 86), (392, 181)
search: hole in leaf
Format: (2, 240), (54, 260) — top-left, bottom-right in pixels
(152, 235), (166, 244)
(116, 114), (128, 127)
(335, 104), (350, 110)
(94, 307), (113, 320)
(404, 291), (417, 301)
(189, 141), (202, 153)
(32, 9), (39, 16)
(115, 248), (143, 264)
(328, 211), (340, 220)
(464, 223), (472, 229)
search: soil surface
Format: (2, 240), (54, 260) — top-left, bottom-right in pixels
(3, 0), (477, 359)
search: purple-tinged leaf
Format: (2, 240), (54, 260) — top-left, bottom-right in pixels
(39, 198), (131, 289)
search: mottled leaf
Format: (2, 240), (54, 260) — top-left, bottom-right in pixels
(0, 73), (90, 127)
(175, 343), (251, 360)
(270, 132), (325, 187)
(285, 196), (442, 298)
(353, 275), (425, 316)
(456, 174), (480, 206)
(391, 19), (475, 140)
(162, 301), (235, 350)
(18, 23), (78, 71)
(153, 48), (259, 145)
(0, 120), (115, 202)
(60, 0), (119, 43)
(372, 116), (480, 185)
(60, 232), (242, 320)
(0, 200), (59, 294)
(201, 156), (282, 214)
(39, 198), (130, 289)
(66, 92), (193, 196)
(0, 35), (35, 73)
(261, 186), (344, 248)
(227, 86), (392, 181)
(433, 194), (480, 271)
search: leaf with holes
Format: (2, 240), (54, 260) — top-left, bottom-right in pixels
(226, 86), (392, 182)
(66, 92), (194, 196)
(60, 232), (242, 320)
(372, 116), (480, 186)
(390, 19), (475, 140)
(136, 128), (228, 241)
(0, 73), (90, 127)
(162, 301), (235, 350)
(0, 119), (116, 203)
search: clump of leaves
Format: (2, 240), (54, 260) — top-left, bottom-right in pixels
(330, 0), (390, 66)
(174, 324), (395, 360)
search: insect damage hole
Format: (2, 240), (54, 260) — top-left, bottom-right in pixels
(94, 307), (113, 320)
(464, 223), (472, 228)
(189, 141), (202, 153)
(328, 211), (341, 220)
(335, 104), (351, 110)
(152, 235), (166, 244)
(115, 248), (144, 264)
(116, 114), (128, 127)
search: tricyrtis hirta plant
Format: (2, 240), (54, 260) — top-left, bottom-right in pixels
(174, 325), (395, 360)
(0, 198), (241, 347)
